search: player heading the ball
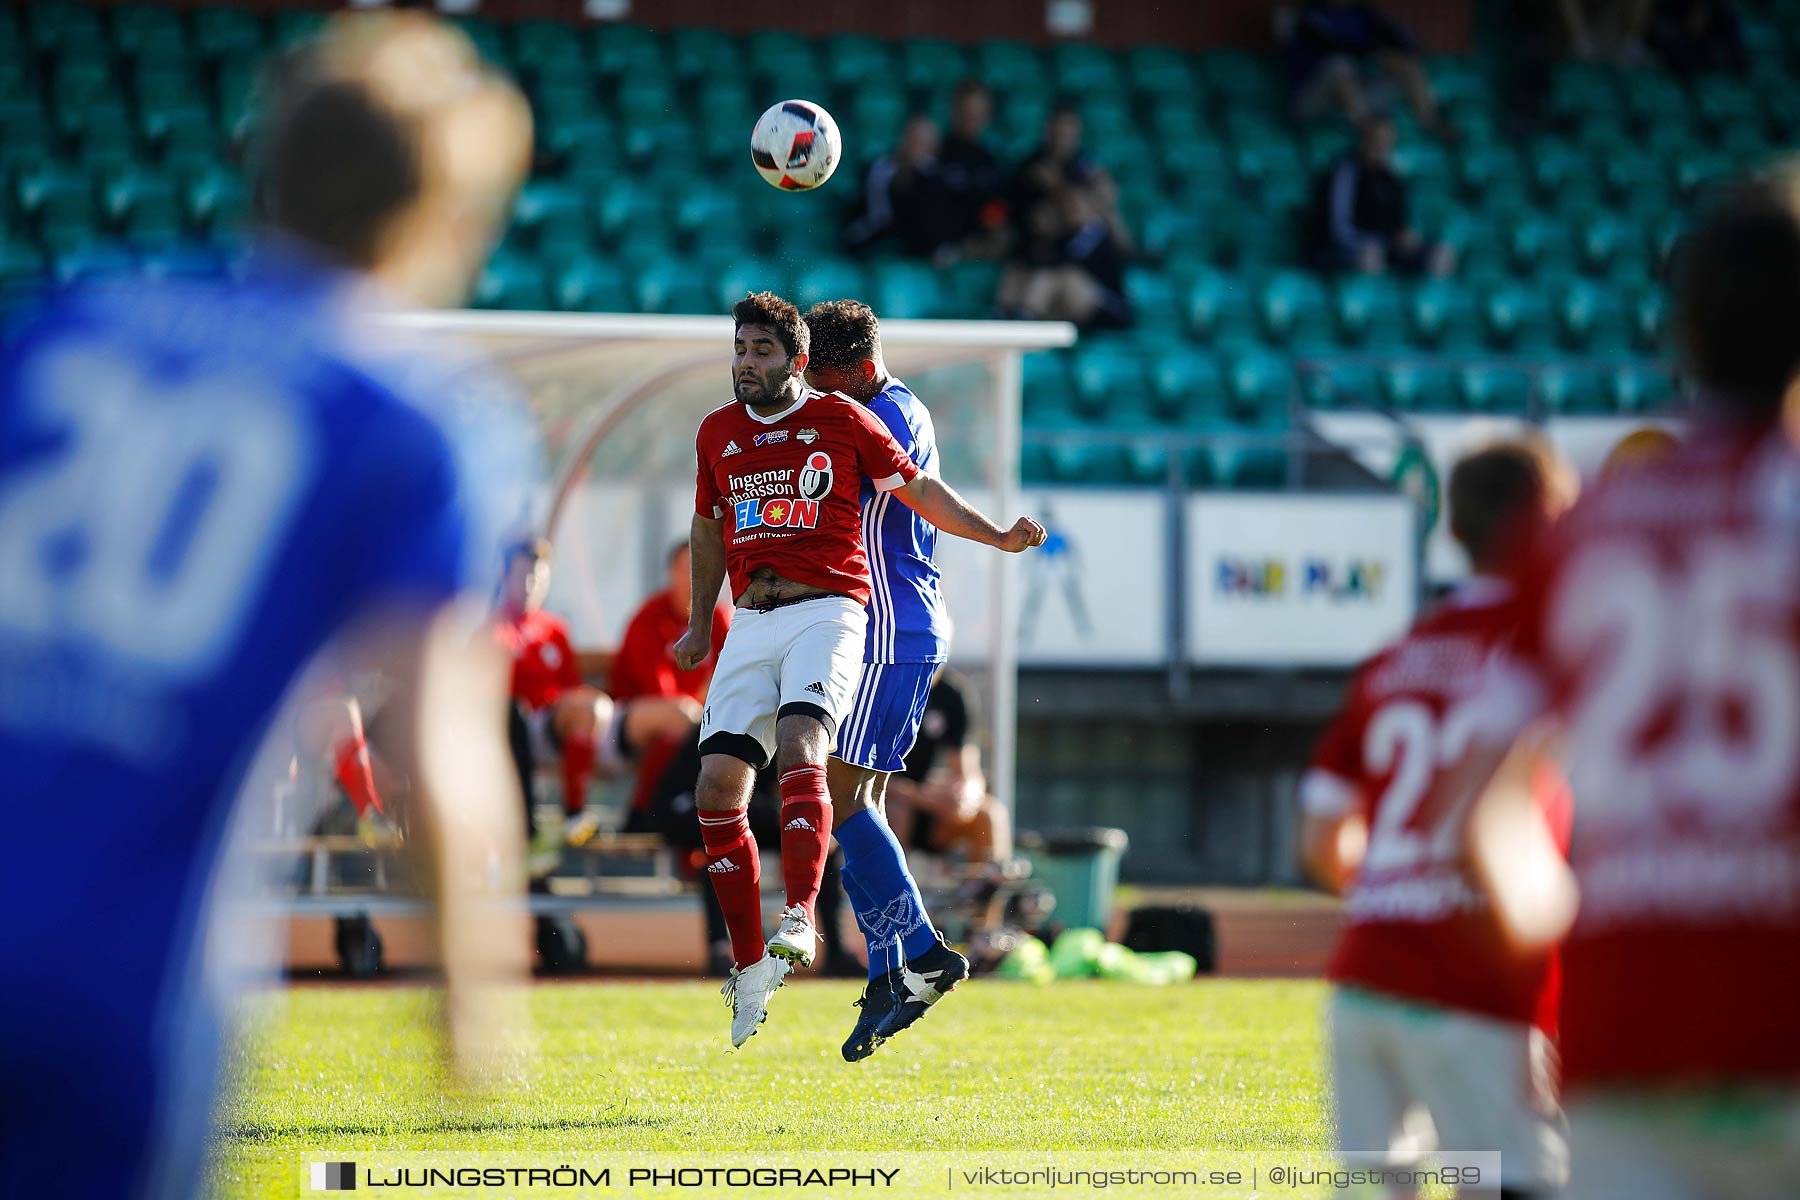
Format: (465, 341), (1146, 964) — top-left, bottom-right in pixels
(678, 291), (1045, 1049)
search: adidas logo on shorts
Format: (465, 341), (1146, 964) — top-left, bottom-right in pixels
(707, 859), (740, 874)
(783, 817), (815, 832)
(804, 681), (827, 697)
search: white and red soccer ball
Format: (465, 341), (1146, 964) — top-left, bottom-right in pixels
(750, 100), (842, 192)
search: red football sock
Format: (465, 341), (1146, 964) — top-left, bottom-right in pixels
(778, 763), (833, 923)
(699, 810), (764, 970)
(560, 734), (595, 816)
(333, 735), (383, 818)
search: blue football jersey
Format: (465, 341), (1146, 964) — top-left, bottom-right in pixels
(0, 252), (535, 1029)
(860, 378), (949, 664)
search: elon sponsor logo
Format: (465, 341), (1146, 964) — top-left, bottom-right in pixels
(754, 429), (789, 447)
(798, 452), (833, 501)
(733, 497), (820, 531)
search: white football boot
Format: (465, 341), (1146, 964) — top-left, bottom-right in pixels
(765, 903), (818, 969)
(722, 954), (790, 1048)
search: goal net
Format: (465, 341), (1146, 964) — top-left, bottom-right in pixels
(387, 311), (1076, 812)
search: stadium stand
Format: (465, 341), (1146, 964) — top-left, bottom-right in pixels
(0, 0), (1776, 483)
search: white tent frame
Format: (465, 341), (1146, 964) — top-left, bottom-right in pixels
(383, 310), (1076, 812)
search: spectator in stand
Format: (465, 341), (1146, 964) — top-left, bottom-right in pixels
(1285, 0), (1455, 138)
(885, 667), (1013, 876)
(843, 114), (955, 259)
(492, 538), (700, 858)
(935, 80), (1009, 262)
(1647, 0), (1746, 74)
(609, 541), (729, 833)
(1556, 0), (1653, 62)
(1306, 116), (1454, 277)
(996, 106), (1133, 329)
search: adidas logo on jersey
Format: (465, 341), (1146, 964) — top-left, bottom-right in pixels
(804, 681), (827, 696)
(784, 817), (815, 832)
(706, 858), (740, 874)
(722, 441), (742, 457)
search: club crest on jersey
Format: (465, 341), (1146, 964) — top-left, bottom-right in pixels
(797, 428), (819, 444)
(798, 452), (833, 501)
(733, 496), (820, 531)
(754, 430), (789, 447)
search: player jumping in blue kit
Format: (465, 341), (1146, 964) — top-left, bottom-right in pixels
(0, 16), (536, 1197)
(802, 300), (973, 1062)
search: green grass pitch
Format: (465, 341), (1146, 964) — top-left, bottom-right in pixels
(211, 979), (1331, 1198)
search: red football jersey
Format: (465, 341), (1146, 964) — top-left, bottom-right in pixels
(611, 590), (729, 703)
(694, 387), (919, 606)
(1471, 427), (1800, 1090)
(492, 607), (581, 710)
(1304, 579), (1569, 1032)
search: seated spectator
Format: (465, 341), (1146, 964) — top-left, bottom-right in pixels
(1647, 0), (1746, 74)
(936, 80), (1009, 262)
(996, 106), (1133, 329)
(1285, 0), (1454, 138)
(1306, 117), (1454, 277)
(885, 667), (1013, 876)
(1556, 0), (1652, 63)
(491, 538), (700, 861)
(609, 541), (729, 833)
(843, 114), (956, 259)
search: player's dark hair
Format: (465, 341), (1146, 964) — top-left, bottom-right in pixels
(1448, 441), (1557, 572)
(804, 299), (881, 371)
(255, 59), (420, 269)
(732, 291), (809, 362)
(1671, 166), (1800, 423)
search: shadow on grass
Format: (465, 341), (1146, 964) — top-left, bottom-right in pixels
(223, 1110), (670, 1144)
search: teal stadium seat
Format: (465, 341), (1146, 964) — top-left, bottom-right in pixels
(591, 26), (661, 79)
(1302, 363), (1381, 411)
(1456, 364), (1533, 414)
(631, 260), (709, 313)
(475, 252), (552, 311)
(1149, 347), (1228, 425)
(793, 260), (868, 310)
(898, 38), (966, 91)
(1409, 277), (1483, 352)
(1257, 270), (1333, 351)
(1333, 275), (1409, 349)
(1187, 268), (1258, 346)
(1381, 361), (1457, 411)
(1559, 279), (1634, 354)
(1021, 351), (1077, 428)
(1538, 364), (1611, 415)
(1483, 281), (1557, 352)
(669, 29), (737, 83)
(1123, 268), (1179, 331)
(870, 260), (944, 320)
(1632, 287), (1666, 353)
(552, 255), (626, 312)
(52, 241), (136, 284)
(1610, 362), (1677, 413)
(193, 9), (263, 61)
(1224, 348), (1295, 423)
(1070, 342), (1154, 426)
(711, 259), (790, 313)
(182, 163), (246, 231)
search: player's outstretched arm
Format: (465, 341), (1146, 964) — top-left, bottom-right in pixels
(675, 514), (728, 671)
(893, 474), (1047, 553)
(353, 602), (532, 1089)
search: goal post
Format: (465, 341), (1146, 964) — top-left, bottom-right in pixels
(384, 310), (1077, 814)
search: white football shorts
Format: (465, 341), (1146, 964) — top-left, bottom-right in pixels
(698, 595), (867, 768)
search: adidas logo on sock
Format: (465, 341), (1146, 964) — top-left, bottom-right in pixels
(804, 681), (827, 696)
(783, 817), (815, 831)
(707, 859), (740, 874)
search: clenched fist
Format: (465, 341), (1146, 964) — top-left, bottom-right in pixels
(997, 517), (1048, 553)
(673, 625), (712, 672)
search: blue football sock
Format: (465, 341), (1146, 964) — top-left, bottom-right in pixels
(839, 864), (896, 980)
(836, 807), (939, 963)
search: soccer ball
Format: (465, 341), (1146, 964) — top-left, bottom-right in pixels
(750, 100), (842, 192)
